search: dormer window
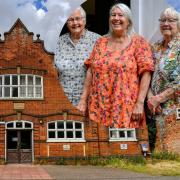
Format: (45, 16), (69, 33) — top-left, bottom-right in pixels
(0, 74), (43, 99)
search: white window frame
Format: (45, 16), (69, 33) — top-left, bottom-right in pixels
(0, 74), (43, 99)
(6, 120), (33, 129)
(109, 128), (137, 142)
(47, 120), (85, 142)
(176, 108), (180, 120)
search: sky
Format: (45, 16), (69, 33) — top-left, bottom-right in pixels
(0, 0), (85, 52)
(0, 0), (179, 53)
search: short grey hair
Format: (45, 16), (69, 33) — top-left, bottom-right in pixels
(160, 7), (180, 30)
(109, 3), (135, 37)
(75, 6), (86, 23)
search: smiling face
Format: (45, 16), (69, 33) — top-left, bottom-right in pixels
(66, 9), (86, 37)
(159, 14), (179, 39)
(109, 7), (130, 37)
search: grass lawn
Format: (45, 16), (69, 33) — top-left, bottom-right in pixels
(78, 153), (180, 176)
(105, 159), (180, 176)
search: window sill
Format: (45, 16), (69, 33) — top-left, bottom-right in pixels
(47, 139), (86, 143)
(109, 138), (137, 142)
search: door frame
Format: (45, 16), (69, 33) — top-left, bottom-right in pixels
(5, 120), (34, 163)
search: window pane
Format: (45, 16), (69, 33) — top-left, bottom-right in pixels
(48, 123), (55, 129)
(127, 130), (134, 138)
(20, 87), (26, 97)
(12, 76), (18, 85)
(66, 122), (73, 129)
(16, 122), (22, 128)
(20, 76), (26, 85)
(110, 130), (117, 138)
(66, 131), (73, 138)
(35, 77), (41, 85)
(75, 122), (82, 129)
(75, 131), (82, 138)
(25, 122), (31, 128)
(28, 76), (33, 85)
(28, 87), (34, 97)
(58, 131), (64, 138)
(57, 121), (64, 129)
(119, 131), (125, 138)
(4, 76), (10, 85)
(49, 131), (55, 138)
(0, 77), (2, 85)
(4, 87), (10, 97)
(12, 87), (18, 97)
(35, 87), (42, 97)
(7, 122), (14, 128)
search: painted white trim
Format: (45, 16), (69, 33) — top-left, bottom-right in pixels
(47, 139), (86, 143)
(6, 120), (33, 129)
(109, 128), (137, 142)
(109, 138), (137, 142)
(31, 129), (34, 162)
(47, 120), (85, 141)
(176, 108), (180, 119)
(0, 74), (43, 99)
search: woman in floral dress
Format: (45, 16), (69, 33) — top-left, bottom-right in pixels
(147, 7), (180, 152)
(77, 3), (154, 128)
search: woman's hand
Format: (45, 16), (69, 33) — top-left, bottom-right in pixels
(77, 99), (87, 115)
(147, 95), (161, 114)
(76, 68), (92, 115)
(131, 101), (144, 121)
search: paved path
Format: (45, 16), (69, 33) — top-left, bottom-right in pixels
(0, 164), (179, 180)
(0, 164), (53, 180)
(43, 165), (180, 180)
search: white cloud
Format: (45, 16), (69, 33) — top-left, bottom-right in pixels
(0, 0), (86, 52)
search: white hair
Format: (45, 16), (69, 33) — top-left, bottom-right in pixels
(160, 7), (180, 30)
(109, 3), (135, 37)
(75, 6), (86, 23)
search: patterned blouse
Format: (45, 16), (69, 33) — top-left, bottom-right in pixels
(151, 33), (180, 114)
(85, 35), (154, 128)
(55, 30), (100, 106)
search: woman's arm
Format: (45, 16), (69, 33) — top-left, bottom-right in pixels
(148, 55), (180, 114)
(132, 71), (151, 121)
(147, 87), (176, 114)
(77, 68), (92, 114)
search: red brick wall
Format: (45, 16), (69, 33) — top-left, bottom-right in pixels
(0, 19), (149, 162)
(0, 123), (5, 159)
(155, 113), (180, 154)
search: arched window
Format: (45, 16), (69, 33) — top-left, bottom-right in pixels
(47, 121), (85, 142)
(6, 121), (33, 129)
(0, 74), (43, 99)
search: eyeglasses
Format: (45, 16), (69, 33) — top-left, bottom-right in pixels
(67, 17), (84, 23)
(110, 13), (124, 18)
(159, 18), (178, 24)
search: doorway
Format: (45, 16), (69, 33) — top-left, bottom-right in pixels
(6, 121), (33, 163)
(7, 130), (32, 163)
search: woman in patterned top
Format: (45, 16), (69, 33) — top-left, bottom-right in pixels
(77, 3), (154, 128)
(55, 7), (100, 106)
(147, 8), (180, 151)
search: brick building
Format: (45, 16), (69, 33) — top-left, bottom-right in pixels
(155, 107), (180, 154)
(0, 19), (149, 164)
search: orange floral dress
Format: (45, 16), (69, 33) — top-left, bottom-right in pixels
(85, 35), (154, 128)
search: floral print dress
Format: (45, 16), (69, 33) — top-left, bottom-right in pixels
(85, 35), (154, 128)
(151, 33), (180, 115)
(55, 30), (100, 106)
